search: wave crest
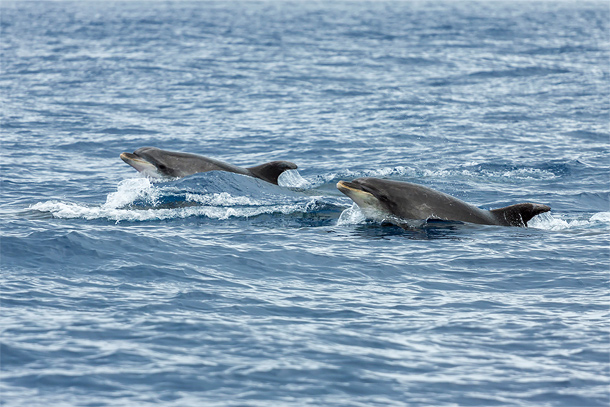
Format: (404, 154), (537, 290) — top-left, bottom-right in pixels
(29, 173), (342, 224)
(529, 211), (610, 231)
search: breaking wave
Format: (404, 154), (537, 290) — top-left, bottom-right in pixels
(30, 172), (343, 224)
(529, 211), (610, 231)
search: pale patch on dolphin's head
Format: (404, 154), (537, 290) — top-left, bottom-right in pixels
(120, 152), (163, 178)
(120, 147), (179, 178)
(337, 179), (394, 221)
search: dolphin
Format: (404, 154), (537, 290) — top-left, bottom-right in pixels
(120, 147), (297, 185)
(337, 177), (550, 227)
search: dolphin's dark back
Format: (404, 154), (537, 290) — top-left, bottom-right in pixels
(353, 178), (497, 225)
(124, 147), (296, 184)
(132, 147), (248, 178)
(344, 177), (550, 227)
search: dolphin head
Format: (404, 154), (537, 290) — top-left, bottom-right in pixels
(337, 178), (397, 220)
(120, 147), (190, 178)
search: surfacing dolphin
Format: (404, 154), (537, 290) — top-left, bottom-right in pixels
(337, 177), (550, 227)
(120, 147), (297, 185)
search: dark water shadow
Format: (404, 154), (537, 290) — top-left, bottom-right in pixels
(340, 219), (472, 241)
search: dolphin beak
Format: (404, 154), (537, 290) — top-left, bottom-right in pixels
(337, 180), (376, 200)
(120, 152), (136, 163)
(120, 152), (157, 173)
(337, 180), (365, 194)
(337, 180), (387, 219)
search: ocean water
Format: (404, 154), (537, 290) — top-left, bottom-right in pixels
(1, 1), (609, 406)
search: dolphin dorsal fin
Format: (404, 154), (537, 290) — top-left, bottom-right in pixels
(490, 203), (551, 227)
(247, 161), (298, 185)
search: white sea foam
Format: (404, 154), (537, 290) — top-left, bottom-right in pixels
(337, 204), (368, 226)
(30, 183), (328, 223)
(528, 211), (610, 231)
(103, 177), (159, 209)
(30, 199), (322, 222)
(363, 166), (414, 178)
(28, 174), (332, 222)
(590, 212), (610, 223)
(499, 168), (557, 180)
(278, 169), (312, 189)
(321, 165), (557, 188)
(320, 166), (416, 186)
(185, 192), (263, 206)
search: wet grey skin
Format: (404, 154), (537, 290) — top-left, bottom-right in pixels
(337, 177), (551, 227)
(120, 147), (298, 185)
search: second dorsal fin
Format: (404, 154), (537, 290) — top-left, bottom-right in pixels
(247, 161), (298, 185)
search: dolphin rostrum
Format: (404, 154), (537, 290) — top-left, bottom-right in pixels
(120, 147), (297, 185)
(337, 177), (550, 227)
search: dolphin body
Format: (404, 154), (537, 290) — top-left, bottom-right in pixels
(121, 147), (297, 185)
(337, 177), (550, 227)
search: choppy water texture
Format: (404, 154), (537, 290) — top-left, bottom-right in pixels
(1, 1), (609, 406)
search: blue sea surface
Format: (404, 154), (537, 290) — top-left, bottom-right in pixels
(1, 1), (609, 406)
